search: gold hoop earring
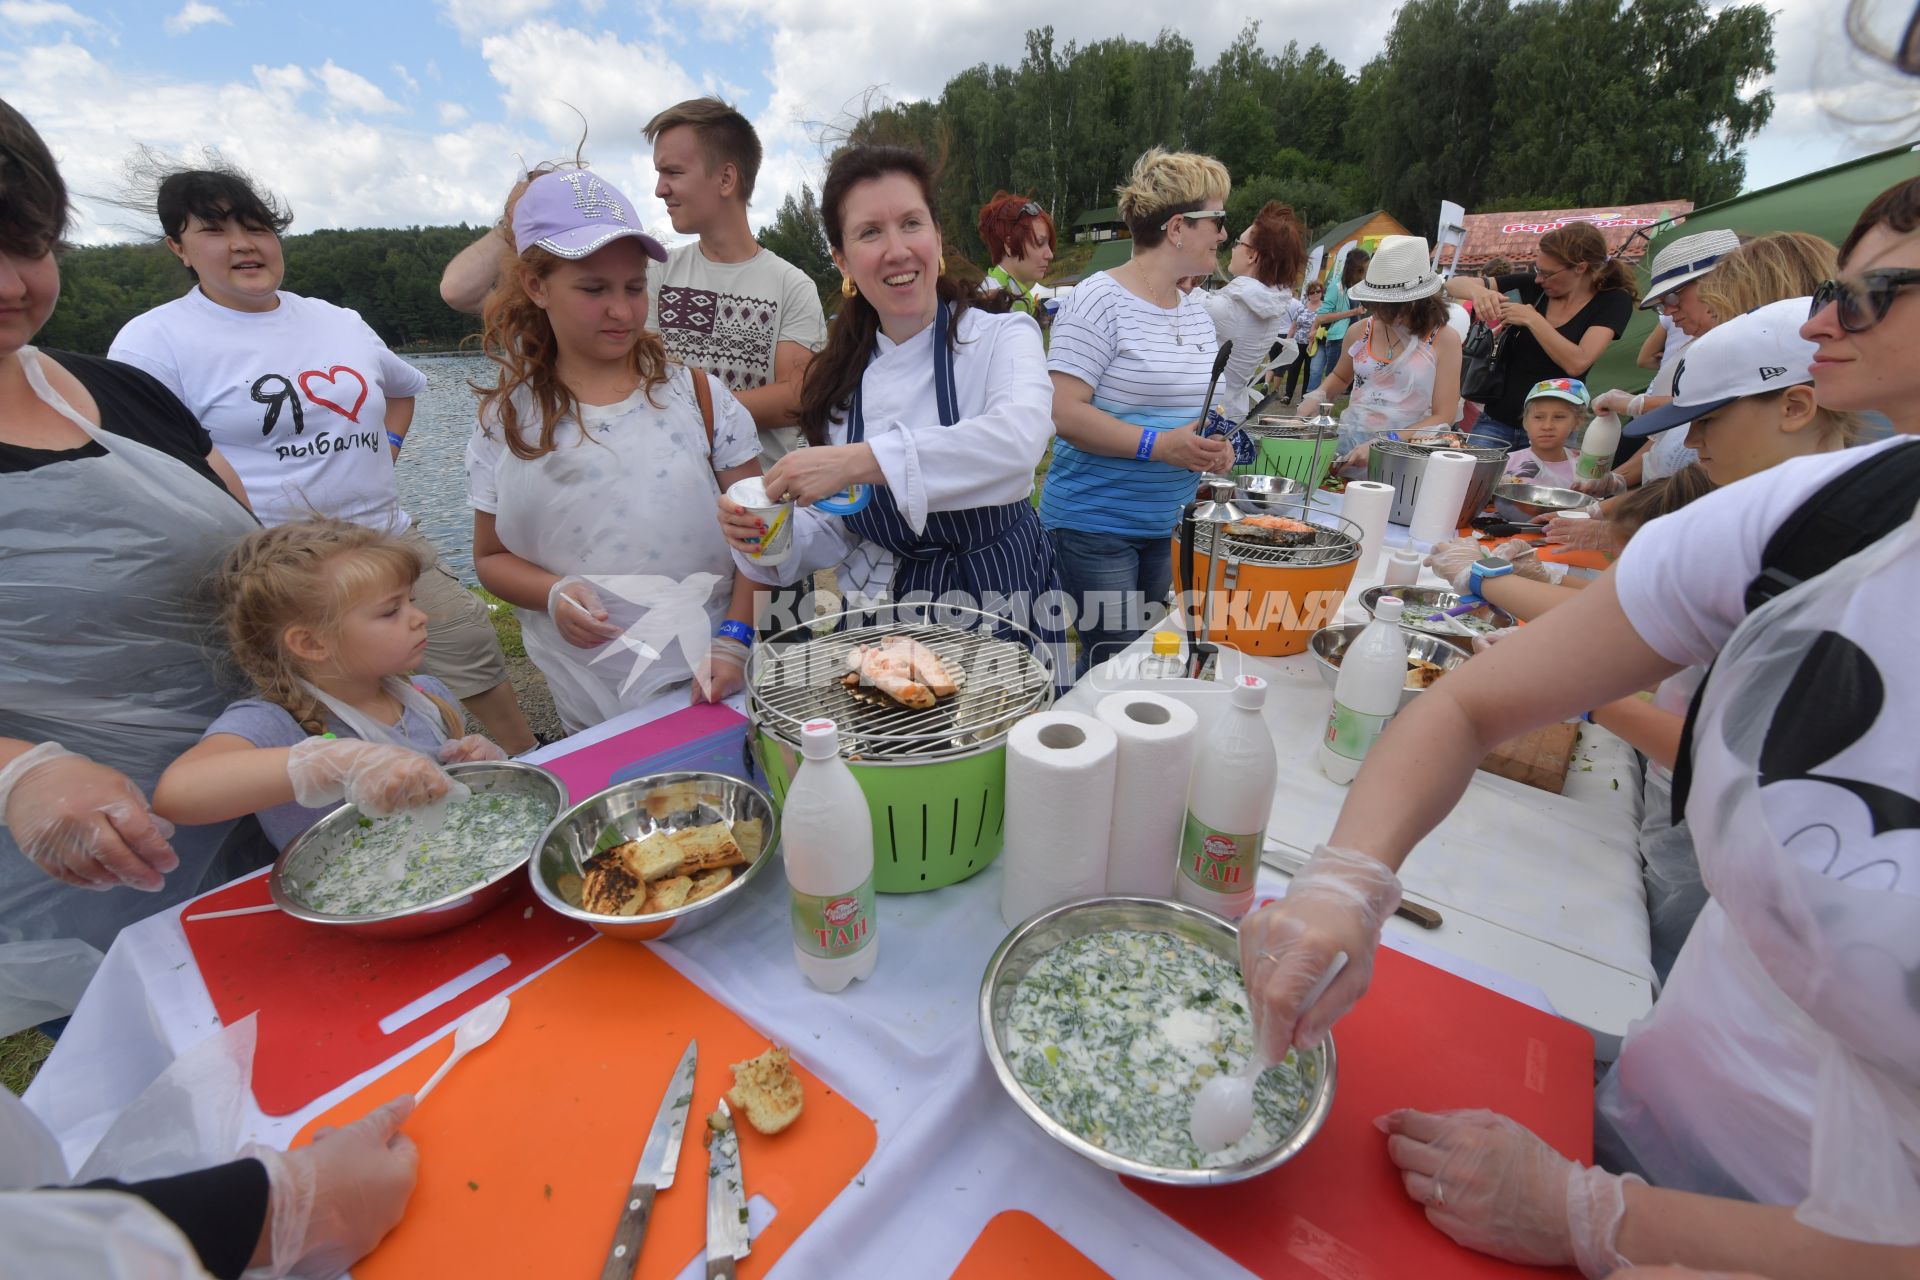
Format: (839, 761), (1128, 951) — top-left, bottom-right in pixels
(938, 256), (947, 275)
(841, 276), (857, 299)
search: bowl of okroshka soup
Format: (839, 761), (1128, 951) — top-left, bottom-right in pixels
(269, 761), (565, 940)
(980, 896), (1337, 1184)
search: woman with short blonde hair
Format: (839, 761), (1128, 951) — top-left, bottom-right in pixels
(1697, 231), (1837, 324)
(1039, 148), (1235, 673)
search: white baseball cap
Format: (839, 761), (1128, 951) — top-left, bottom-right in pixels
(1622, 296), (1817, 438)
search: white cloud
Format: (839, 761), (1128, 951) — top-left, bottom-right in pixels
(0, 1), (101, 30)
(391, 62), (420, 94)
(164, 2), (229, 35)
(438, 101), (470, 125)
(316, 59), (403, 114)
(440, 0), (559, 38)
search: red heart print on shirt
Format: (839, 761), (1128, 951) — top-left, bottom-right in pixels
(298, 365), (369, 422)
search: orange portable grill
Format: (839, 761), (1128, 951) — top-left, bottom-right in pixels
(1171, 511), (1363, 657)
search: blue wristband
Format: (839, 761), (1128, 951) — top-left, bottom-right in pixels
(1137, 429), (1158, 461)
(387, 432), (405, 451)
(716, 619), (755, 646)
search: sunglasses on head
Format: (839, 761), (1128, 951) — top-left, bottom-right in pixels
(1161, 209), (1227, 231)
(1809, 268), (1920, 333)
(1019, 200), (1044, 218)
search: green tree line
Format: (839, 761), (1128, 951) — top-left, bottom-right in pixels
(761, 0), (1772, 293)
(39, 224), (490, 355)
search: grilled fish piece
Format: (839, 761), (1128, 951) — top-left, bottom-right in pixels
(841, 643), (937, 709)
(878, 635), (958, 698)
(1227, 514), (1315, 546)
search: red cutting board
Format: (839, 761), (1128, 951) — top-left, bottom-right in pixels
(295, 939), (878, 1280)
(950, 1211), (1112, 1279)
(537, 702), (756, 802)
(182, 871), (589, 1114)
(1128, 947), (1594, 1278)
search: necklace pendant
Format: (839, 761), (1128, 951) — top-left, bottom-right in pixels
(1176, 330), (1183, 345)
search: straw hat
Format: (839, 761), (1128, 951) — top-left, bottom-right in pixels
(1638, 227), (1742, 310)
(1346, 235), (1444, 302)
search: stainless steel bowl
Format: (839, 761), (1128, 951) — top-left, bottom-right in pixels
(1308, 623), (1470, 709)
(1233, 473), (1306, 512)
(1492, 481), (1590, 523)
(268, 760), (566, 940)
(979, 896), (1337, 1186)
(528, 771), (779, 942)
(1359, 584), (1516, 648)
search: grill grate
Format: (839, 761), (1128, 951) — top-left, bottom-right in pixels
(749, 617), (1052, 761)
(1244, 416), (1339, 442)
(1373, 439), (1509, 464)
(1184, 517), (1362, 568)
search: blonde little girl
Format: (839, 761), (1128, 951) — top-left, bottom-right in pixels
(154, 519), (504, 849)
(1503, 378), (1590, 486)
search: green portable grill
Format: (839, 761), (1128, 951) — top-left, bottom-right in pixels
(1232, 413), (1339, 492)
(747, 605), (1055, 893)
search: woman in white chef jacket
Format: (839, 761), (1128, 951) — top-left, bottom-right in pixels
(1232, 175), (1920, 1277)
(465, 168), (763, 734)
(714, 145), (1062, 674)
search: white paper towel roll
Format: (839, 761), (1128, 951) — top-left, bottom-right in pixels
(1408, 449), (1476, 545)
(1342, 479), (1395, 575)
(1000, 711), (1119, 926)
(1094, 692), (1199, 896)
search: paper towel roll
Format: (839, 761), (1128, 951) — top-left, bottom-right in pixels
(1094, 692), (1199, 897)
(1342, 479), (1395, 576)
(1407, 449), (1476, 545)
(1000, 711), (1119, 926)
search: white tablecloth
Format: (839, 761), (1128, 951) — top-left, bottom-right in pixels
(25, 503), (1656, 1277)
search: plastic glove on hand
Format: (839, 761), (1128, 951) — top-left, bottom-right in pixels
(1423, 538), (1488, 594)
(0, 743), (178, 891)
(690, 635), (750, 704)
(286, 739), (466, 818)
(1590, 389), (1636, 416)
(1238, 844), (1401, 1059)
(548, 576), (622, 649)
(1486, 539), (1559, 583)
(1377, 1108), (1638, 1279)
(1569, 473), (1627, 497)
(247, 1095), (420, 1278)
(1539, 514), (1615, 552)
(437, 736), (507, 765)
(1470, 626), (1522, 654)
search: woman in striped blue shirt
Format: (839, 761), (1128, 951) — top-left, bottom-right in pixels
(1039, 148), (1236, 674)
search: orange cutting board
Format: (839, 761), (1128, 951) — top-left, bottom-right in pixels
(949, 1211), (1111, 1279)
(295, 939), (877, 1279)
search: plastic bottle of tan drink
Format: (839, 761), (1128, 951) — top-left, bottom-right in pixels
(1319, 596), (1409, 784)
(1576, 411), (1623, 482)
(1174, 675), (1277, 920)
(783, 719), (878, 991)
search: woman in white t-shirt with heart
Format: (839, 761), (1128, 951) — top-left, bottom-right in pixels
(109, 166), (532, 753)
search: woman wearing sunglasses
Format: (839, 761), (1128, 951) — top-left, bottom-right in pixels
(1038, 147), (1235, 673)
(977, 192), (1056, 322)
(1231, 176), (1920, 1278)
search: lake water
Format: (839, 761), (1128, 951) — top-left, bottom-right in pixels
(394, 352), (493, 583)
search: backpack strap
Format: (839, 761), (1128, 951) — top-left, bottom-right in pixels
(1670, 441), (1920, 822)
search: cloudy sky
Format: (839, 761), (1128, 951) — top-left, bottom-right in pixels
(2, 0), (1911, 248)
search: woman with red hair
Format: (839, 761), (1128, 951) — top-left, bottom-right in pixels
(977, 191), (1056, 321)
(1201, 200), (1308, 422)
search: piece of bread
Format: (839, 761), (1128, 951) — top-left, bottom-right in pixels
(580, 857), (648, 916)
(612, 831), (683, 882)
(685, 867), (732, 905)
(729, 818), (765, 861)
(642, 874), (693, 913)
(643, 781), (721, 820)
(555, 872), (585, 909)
(668, 822), (745, 875)
(726, 1046), (804, 1135)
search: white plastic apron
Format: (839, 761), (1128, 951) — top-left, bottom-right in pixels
(1597, 499), (1920, 1242)
(0, 348), (263, 962)
(490, 374), (734, 732)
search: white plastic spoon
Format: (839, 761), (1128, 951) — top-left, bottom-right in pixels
(414, 995), (511, 1102)
(1191, 951), (1350, 1152)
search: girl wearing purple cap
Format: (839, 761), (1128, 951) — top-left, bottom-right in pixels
(465, 168), (764, 733)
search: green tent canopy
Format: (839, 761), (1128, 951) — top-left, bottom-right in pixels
(1585, 144), (1919, 396)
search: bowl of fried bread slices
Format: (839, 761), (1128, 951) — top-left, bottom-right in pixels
(528, 771), (779, 941)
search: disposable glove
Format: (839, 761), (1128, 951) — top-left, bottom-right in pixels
(245, 1096), (420, 1278)
(547, 576), (622, 649)
(0, 743), (177, 892)
(690, 635), (750, 704)
(1239, 844), (1402, 1058)
(1378, 1108), (1639, 1279)
(286, 739), (466, 818)
(437, 736), (507, 765)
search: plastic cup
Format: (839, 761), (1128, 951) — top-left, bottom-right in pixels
(726, 477), (794, 567)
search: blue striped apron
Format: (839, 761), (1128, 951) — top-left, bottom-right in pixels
(844, 303), (1071, 687)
